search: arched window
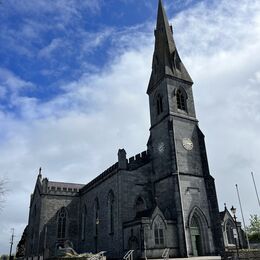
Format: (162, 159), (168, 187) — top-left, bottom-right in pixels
(108, 191), (115, 234)
(176, 89), (186, 111)
(226, 220), (235, 245)
(156, 94), (163, 115)
(135, 196), (146, 213)
(81, 205), (87, 240)
(153, 216), (165, 245)
(57, 207), (67, 239)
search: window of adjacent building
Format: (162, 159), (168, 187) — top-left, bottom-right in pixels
(154, 220), (164, 245)
(176, 89), (186, 111)
(57, 207), (67, 239)
(226, 220), (235, 245)
(156, 94), (163, 115)
(108, 191), (115, 234)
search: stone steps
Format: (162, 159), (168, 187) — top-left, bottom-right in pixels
(148, 257), (221, 260)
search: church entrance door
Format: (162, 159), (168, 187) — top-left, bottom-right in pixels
(190, 218), (203, 256)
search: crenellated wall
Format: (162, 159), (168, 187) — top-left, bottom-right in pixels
(127, 150), (150, 170)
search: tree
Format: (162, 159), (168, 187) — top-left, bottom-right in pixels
(247, 214), (260, 242)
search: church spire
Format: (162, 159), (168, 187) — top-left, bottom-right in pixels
(147, 0), (193, 94)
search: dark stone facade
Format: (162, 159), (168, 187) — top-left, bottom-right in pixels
(23, 0), (224, 259)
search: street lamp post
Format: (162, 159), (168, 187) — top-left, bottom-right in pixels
(9, 228), (14, 260)
(230, 206), (240, 260)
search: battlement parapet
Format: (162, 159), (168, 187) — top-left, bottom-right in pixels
(47, 181), (84, 196)
(127, 150), (150, 170)
(47, 186), (80, 195)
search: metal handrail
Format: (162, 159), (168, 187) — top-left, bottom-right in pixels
(162, 248), (169, 260)
(97, 251), (106, 257)
(89, 251), (106, 260)
(123, 250), (134, 260)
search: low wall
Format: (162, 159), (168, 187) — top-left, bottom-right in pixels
(222, 249), (260, 260)
(250, 243), (260, 249)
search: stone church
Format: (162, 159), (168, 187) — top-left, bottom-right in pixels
(23, 0), (225, 259)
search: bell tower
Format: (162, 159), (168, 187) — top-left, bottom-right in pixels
(147, 0), (224, 257)
(147, 0), (198, 180)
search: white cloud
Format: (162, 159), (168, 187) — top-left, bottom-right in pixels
(177, 0), (260, 224)
(5, 0), (103, 21)
(0, 68), (34, 92)
(0, 0), (104, 62)
(38, 38), (63, 59)
(1, 0), (260, 254)
(79, 29), (114, 55)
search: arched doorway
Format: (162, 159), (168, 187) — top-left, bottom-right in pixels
(188, 207), (210, 256)
(190, 217), (202, 256)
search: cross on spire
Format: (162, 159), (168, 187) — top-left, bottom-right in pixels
(38, 167), (42, 179)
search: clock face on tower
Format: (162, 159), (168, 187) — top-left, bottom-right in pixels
(182, 138), (193, 151)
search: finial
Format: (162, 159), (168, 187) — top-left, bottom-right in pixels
(224, 203), (227, 210)
(38, 167), (42, 178)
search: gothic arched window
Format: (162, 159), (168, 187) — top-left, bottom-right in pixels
(176, 89), (186, 111)
(108, 191), (115, 234)
(153, 216), (165, 245)
(57, 207), (67, 239)
(156, 94), (163, 115)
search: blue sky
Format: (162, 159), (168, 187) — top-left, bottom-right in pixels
(0, 0), (199, 107)
(0, 0), (260, 255)
(0, 0), (211, 109)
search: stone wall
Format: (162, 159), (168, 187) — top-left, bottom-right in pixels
(222, 249), (260, 260)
